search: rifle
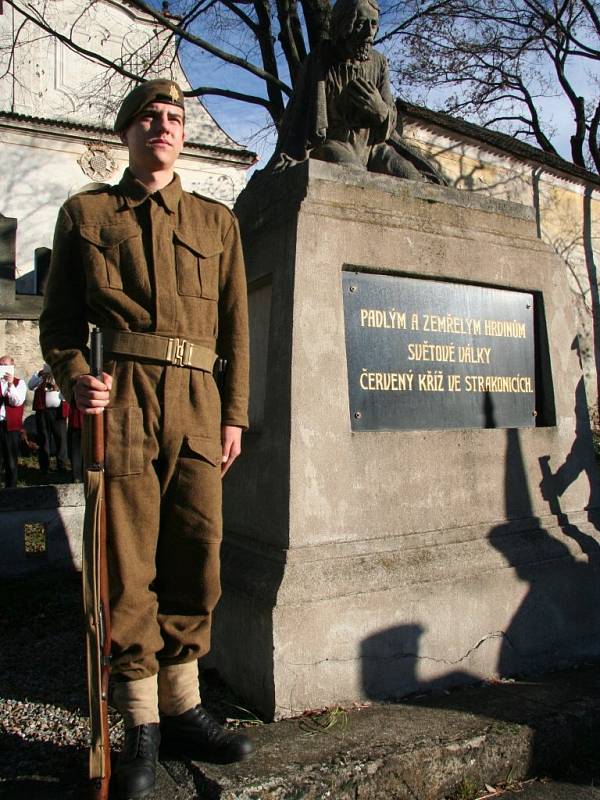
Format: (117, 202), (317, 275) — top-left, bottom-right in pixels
(215, 357), (228, 400)
(82, 327), (111, 799)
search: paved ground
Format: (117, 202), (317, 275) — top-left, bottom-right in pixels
(1, 570), (599, 800)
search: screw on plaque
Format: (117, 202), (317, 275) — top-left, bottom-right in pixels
(354, 411), (362, 419)
(349, 285), (357, 292)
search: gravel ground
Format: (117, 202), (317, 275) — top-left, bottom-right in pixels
(0, 569), (262, 799)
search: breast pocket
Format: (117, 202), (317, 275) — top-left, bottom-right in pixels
(174, 229), (222, 300)
(80, 224), (141, 291)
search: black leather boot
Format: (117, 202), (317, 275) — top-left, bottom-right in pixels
(114, 722), (161, 799)
(160, 704), (254, 763)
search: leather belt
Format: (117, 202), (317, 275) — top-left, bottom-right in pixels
(102, 329), (217, 372)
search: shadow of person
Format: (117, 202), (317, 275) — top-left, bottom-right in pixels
(488, 427), (600, 678)
(361, 623), (478, 702)
(359, 416), (600, 785)
(484, 390), (497, 428)
(0, 570), (86, 711)
(487, 426), (600, 781)
(0, 732), (86, 799)
(538, 346), (600, 560)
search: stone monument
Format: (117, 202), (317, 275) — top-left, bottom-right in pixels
(209, 0), (600, 719)
(262, 0), (442, 183)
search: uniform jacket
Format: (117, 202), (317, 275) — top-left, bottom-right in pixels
(39, 170), (249, 430)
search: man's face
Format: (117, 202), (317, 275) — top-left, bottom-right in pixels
(121, 102), (185, 172)
(344, 1), (379, 60)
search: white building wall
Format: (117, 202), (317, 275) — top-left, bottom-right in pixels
(0, 0), (239, 149)
(0, 0), (253, 278)
(0, 125), (248, 277)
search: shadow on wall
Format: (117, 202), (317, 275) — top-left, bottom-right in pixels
(583, 187), (600, 416)
(360, 389), (600, 772)
(489, 427), (600, 679)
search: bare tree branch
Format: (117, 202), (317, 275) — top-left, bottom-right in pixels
(275, 0), (304, 82)
(388, 0), (597, 172)
(298, 0), (330, 49)
(589, 99), (600, 172)
(218, 0), (260, 34)
(104, 0), (292, 94)
(252, 0), (286, 121)
(186, 84), (276, 112)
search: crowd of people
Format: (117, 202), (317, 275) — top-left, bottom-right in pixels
(0, 354), (83, 488)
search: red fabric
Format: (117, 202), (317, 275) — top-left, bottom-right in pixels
(1, 378), (25, 432)
(68, 404), (83, 429)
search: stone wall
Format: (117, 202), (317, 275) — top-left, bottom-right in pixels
(0, 318), (42, 381)
(0, 318), (44, 418)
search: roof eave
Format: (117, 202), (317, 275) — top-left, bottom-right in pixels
(398, 99), (600, 189)
(0, 111), (257, 165)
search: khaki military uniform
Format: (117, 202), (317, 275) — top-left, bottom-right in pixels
(40, 169), (249, 681)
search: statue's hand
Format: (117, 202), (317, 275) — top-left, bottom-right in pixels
(345, 77), (389, 125)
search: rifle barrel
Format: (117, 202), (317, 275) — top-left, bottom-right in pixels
(87, 327), (111, 799)
(90, 329), (105, 466)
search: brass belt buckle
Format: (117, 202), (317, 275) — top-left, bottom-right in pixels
(167, 337), (193, 367)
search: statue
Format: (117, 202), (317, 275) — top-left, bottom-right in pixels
(265, 0), (443, 182)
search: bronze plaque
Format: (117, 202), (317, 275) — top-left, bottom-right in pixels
(343, 271), (536, 431)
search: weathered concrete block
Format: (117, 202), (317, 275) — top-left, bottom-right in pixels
(0, 484), (85, 577)
(213, 161), (600, 719)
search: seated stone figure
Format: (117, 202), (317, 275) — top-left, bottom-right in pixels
(266, 0), (443, 182)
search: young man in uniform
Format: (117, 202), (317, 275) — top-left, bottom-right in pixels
(39, 79), (252, 799)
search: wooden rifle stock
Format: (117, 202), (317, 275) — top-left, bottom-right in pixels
(83, 328), (112, 800)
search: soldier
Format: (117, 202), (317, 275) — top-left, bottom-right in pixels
(39, 79), (252, 799)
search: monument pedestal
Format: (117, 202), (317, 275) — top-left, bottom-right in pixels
(212, 161), (600, 719)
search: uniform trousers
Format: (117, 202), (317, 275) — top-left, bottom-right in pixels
(103, 358), (223, 683)
(0, 423), (20, 487)
(36, 408), (68, 472)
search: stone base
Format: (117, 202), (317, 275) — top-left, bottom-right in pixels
(211, 162), (600, 719)
(0, 484), (84, 577)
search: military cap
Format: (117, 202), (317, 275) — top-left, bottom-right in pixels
(114, 79), (185, 133)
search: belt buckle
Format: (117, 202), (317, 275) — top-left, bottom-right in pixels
(169, 337), (192, 367)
